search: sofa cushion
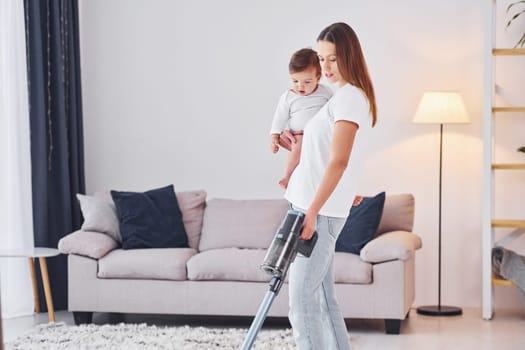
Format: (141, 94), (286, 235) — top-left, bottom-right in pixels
(198, 198), (289, 251)
(175, 190), (207, 249)
(58, 230), (118, 259)
(77, 194), (121, 242)
(98, 248), (197, 280)
(187, 248), (271, 282)
(186, 248), (373, 284)
(334, 252), (372, 284)
(95, 189), (206, 250)
(376, 194), (415, 235)
(360, 230), (422, 263)
(335, 192), (385, 254)
(111, 185), (189, 249)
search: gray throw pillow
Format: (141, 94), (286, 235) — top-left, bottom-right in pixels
(77, 193), (121, 242)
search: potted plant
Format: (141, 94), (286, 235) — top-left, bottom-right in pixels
(506, 1), (525, 47)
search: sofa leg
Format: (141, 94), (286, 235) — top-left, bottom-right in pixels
(384, 319), (401, 334)
(108, 312), (125, 324)
(73, 312), (93, 325)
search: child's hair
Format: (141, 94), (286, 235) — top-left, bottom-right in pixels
(288, 48), (321, 77)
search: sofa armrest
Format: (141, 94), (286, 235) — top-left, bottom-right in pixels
(58, 230), (119, 259)
(360, 231), (422, 263)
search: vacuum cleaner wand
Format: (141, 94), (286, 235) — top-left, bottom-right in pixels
(240, 210), (317, 350)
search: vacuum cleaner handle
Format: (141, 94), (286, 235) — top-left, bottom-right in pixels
(296, 230), (318, 257)
(241, 211), (319, 350)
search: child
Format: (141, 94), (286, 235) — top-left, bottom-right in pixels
(270, 48), (332, 189)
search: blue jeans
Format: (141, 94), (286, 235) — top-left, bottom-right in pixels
(288, 210), (350, 350)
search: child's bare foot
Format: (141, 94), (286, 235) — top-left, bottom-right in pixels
(278, 177), (289, 189)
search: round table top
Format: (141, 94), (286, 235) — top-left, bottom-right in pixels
(0, 247), (60, 258)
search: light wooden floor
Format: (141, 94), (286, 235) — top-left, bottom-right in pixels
(3, 307), (525, 349)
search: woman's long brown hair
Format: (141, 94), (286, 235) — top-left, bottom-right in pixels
(317, 23), (377, 127)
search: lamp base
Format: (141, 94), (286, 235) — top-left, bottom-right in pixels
(416, 305), (462, 316)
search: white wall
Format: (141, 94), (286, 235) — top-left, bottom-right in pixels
(78, 0), (525, 309)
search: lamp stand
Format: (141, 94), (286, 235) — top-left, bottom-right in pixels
(417, 123), (462, 317)
(0, 279), (3, 350)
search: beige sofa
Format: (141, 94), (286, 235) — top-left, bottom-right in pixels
(59, 191), (421, 334)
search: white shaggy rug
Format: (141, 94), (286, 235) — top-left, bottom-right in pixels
(6, 322), (296, 349)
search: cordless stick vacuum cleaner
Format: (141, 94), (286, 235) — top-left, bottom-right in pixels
(240, 210), (318, 350)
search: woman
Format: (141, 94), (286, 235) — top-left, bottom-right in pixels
(282, 22), (377, 349)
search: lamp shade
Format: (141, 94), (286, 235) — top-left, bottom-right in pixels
(413, 91), (470, 124)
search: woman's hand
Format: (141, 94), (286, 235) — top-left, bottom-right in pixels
(300, 208), (317, 240)
(278, 130), (296, 152)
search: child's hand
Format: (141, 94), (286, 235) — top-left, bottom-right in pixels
(271, 135), (280, 153)
(352, 196), (363, 206)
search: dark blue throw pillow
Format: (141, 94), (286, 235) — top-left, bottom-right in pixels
(111, 185), (189, 250)
(335, 192), (386, 255)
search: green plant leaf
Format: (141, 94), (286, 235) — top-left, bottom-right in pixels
(507, 1), (525, 13)
(516, 33), (525, 48)
(506, 9), (525, 28)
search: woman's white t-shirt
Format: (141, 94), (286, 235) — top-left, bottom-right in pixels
(284, 83), (372, 218)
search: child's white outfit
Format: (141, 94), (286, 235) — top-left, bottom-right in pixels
(269, 84), (332, 135)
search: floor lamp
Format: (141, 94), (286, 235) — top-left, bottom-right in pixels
(413, 91), (470, 316)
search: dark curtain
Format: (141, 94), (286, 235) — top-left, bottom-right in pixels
(24, 0), (85, 311)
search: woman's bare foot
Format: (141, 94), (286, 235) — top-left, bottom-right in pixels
(278, 176), (290, 189)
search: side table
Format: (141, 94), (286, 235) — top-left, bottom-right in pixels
(0, 247), (60, 322)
